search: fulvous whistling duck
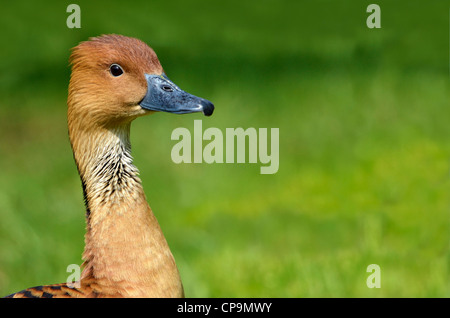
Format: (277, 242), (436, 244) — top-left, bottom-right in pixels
(5, 34), (214, 298)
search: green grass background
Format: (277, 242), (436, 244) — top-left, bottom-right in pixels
(0, 0), (449, 297)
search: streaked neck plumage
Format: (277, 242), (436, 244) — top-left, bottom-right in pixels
(68, 116), (183, 298)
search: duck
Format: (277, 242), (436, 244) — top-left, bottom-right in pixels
(5, 34), (214, 298)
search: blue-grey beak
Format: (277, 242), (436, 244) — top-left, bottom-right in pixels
(139, 73), (214, 116)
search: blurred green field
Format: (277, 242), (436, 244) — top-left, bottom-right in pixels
(0, 0), (449, 297)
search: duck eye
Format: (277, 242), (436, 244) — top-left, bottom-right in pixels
(161, 85), (173, 92)
(109, 64), (124, 77)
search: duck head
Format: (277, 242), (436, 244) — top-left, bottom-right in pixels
(68, 34), (214, 128)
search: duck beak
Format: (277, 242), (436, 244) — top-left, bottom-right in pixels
(139, 73), (214, 116)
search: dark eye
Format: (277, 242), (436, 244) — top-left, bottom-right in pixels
(161, 85), (173, 92)
(109, 64), (124, 77)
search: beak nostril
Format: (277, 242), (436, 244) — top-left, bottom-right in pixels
(161, 85), (173, 92)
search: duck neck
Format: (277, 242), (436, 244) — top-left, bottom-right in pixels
(69, 123), (183, 297)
